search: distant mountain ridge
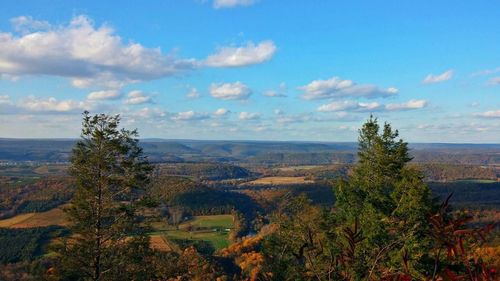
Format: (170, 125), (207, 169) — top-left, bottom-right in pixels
(0, 139), (499, 164)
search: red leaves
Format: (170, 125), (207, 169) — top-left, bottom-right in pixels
(429, 194), (497, 281)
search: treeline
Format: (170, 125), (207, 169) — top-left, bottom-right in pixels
(416, 163), (498, 182)
(430, 181), (500, 209)
(252, 163), (497, 183)
(0, 226), (66, 264)
(261, 164), (349, 180)
(0, 176), (73, 219)
(247, 152), (355, 165)
(412, 150), (500, 165)
(156, 162), (252, 181)
(149, 175), (261, 236)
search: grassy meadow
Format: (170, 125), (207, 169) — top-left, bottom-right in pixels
(149, 215), (234, 251)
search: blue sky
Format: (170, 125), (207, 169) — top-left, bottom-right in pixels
(0, 0), (499, 142)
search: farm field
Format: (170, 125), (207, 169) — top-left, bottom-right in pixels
(0, 207), (67, 228)
(246, 176), (314, 185)
(149, 235), (174, 252)
(0, 164), (68, 177)
(274, 165), (322, 171)
(149, 215), (234, 251)
(0, 204), (234, 251)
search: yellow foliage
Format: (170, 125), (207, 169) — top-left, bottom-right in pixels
(476, 245), (500, 269)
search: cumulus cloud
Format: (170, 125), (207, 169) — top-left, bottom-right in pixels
(422, 70), (454, 84)
(124, 91), (152, 105)
(87, 90), (121, 100)
(20, 96), (91, 113)
(210, 81), (251, 100)
(204, 41), (276, 67)
(263, 82), (287, 97)
(276, 113), (312, 124)
(214, 108), (230, 116)
(129, 107), (166, 119)
(317, 101), (381, 112)
(317, 99), (427, 112)
(0, 95), (97, 115)
(0, 15), (195, 89)
(299, 76), (398, 100)
(313, 112), (361, 122)
(474, 110), (500, 118)
(171, 110), (209, 121)
(487, 77), (500, 85)
(385, 99), (427, 111)
(239, 111), (261, 120)
(186, 87), (200, 99)
(213, 0), (258, 9)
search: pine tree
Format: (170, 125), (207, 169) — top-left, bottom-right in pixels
(55, 112), (153, 281)
(334, 116), (434, 279)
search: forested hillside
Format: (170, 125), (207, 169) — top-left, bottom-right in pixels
(2, 138), (500, 165)
(0, 115), (498, 280)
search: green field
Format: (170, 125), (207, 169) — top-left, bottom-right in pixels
(149, 215), (234, 252)
(275, 165), (321, 171)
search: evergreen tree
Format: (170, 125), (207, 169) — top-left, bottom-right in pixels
(55, 112), (153, 281)
(334, 116), (434, 279)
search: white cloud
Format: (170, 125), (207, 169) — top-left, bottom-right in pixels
(0, 95), (16, 114)
(471, 67), (500, 77)
(124, 90), (152, 105)
(239, 111), (260, 120)
(0, 95), (97, 115)
(263, 82), (287, 97)
(10, 16), (50, 33)
(313, 112), (361, 122)
(210, 81), (251, 100)
(317, 99), (427, 112)
(205, 41), (276, 67)
(0, 15), (195, 89)
(276, 113), (312, 124)
(20, 96), (91, 113)
(317, 101), (380, 112)
(263, 90), (286, 97)
(475, 110), (500, 118)
(171, 110), (209, 121)
(0, 95), (11, 104)
(186, 87), (200, 99)
(214, 108), (230, 116)
(422, 70), (454, 84)
(87, 90), (121, 100)
(487, 77), (500, 85)
(213, 0), (258, 9)
(130, 107), (166, 119)
(299, 76), (398, 100)
(385, 99), (427, 111)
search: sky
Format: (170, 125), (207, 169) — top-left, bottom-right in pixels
(0, 0), (499, 143)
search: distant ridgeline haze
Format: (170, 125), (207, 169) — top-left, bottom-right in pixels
(0, 139), (499, 165)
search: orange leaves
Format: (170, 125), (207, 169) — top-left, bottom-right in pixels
(221, 235), (263, 258)
(238, 251), (265, 281)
